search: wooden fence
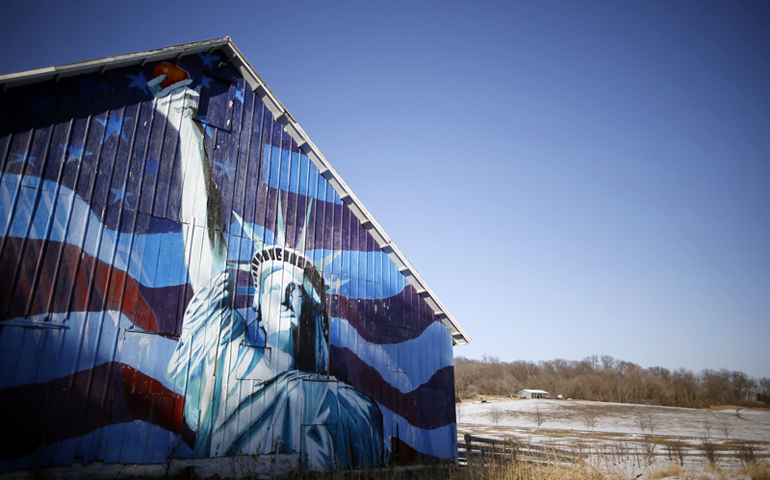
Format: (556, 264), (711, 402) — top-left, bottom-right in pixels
(458, 434), (581, 467)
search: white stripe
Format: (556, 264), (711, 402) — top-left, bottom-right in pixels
(380, 405), (456, 460)
(330, 317), (454, 394)
(0, 173), (189, 289)
(0, 310), (179, 393)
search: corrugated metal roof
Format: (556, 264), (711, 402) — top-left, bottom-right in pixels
(0, 37), (471, 346)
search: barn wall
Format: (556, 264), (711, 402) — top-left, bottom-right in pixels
(0, 49), (456, 473)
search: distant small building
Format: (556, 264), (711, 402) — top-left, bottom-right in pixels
(518, 389), (549, 399)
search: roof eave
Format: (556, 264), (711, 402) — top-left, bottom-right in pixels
(0, 37), (232, 90)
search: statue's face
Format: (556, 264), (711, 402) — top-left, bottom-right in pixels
(254, 264), (307, 355)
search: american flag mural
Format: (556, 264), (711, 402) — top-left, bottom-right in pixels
(0, 40), (460, 473)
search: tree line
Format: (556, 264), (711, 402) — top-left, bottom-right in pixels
(454, 354), (770, 408)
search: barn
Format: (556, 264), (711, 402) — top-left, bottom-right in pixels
(0, 38), (470, 477)
(518, 389), (549, 399)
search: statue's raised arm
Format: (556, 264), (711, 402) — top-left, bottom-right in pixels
(149, 71), (226, 293)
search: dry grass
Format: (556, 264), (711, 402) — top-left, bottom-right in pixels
(744, 461), (770, 480)
(645, 461), (687, 479)
(272, 457), (770, 480)
(280, 465), (452, 480)
(273, 459), (624, 480)
(452, 461), (625, 480)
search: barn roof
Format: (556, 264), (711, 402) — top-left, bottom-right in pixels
(0, 37), (471, 346)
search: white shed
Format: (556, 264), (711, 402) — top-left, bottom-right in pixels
(518, 389), (549, 399)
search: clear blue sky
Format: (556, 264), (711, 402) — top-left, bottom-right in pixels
(2, 0), (769, 378)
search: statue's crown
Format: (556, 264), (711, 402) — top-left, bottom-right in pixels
(250, 246), (325, 297)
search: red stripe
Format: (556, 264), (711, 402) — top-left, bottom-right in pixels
(0, 237), (158, 332)
(120, 364), (187, 435)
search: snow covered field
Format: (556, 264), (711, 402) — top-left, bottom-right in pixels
(456, 398), (770, 477)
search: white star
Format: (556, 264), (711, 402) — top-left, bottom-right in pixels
(10, 152), (36, 168)
(198, 52), (219, 67)
(97, 112), (131, 143)
(109, 183), (133, 206)
(214, 157), (236, 181)
(126, 71), (149, 94)
(62, 143), (91, 163)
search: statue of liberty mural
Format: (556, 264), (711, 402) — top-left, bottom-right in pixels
(148, 69), (386, 470)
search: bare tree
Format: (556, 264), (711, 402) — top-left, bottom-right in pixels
(646, 413), (659, 437)
(634, 411), (649, 435)
(736, 441), (757, 466)
(631, 411), (659, 437)
(717, 414), (732, 441)
(488, 406), (503, 426)
(533, 404), (545, 430)
(703, 415), (714, 439)
(666, 441), (685, 466)
(499, 373), (520, 398)
(455, 368), (479, 399)
(582, 408), (599, 432)
(456, 402), (465, 424)
(702, 438), (718, 466)
(482, 354), (500, 364)
(641, 439), (656, 465)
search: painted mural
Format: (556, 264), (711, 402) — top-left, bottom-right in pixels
(0, 48), (456, 473)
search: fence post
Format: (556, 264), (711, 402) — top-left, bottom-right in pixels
(465, 434), (473, 465)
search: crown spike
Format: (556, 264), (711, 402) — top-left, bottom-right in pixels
(328, 277), (350, 294)
(296, 199), (314, 251)
(232, 212), (264, 250)
(314, 251), (340, 273)
(275, 193), (286, 247)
